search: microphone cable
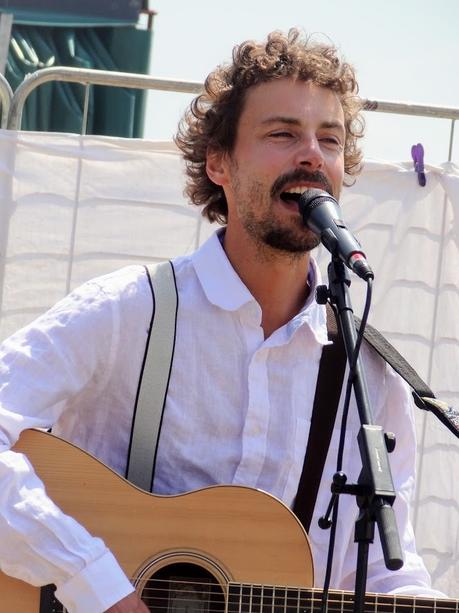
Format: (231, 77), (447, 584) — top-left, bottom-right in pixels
(319, 275), (373, 613)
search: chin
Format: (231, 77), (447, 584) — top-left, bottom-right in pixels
(264, 229), (320, 254)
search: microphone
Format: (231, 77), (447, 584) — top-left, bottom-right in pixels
(297, 188), (374, 281)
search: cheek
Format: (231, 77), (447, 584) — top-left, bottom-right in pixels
(326, 155), (345, 187)
(237, 161), (279, 193)
(239, 142), (285, 172)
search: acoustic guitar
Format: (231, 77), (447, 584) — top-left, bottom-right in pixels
(1, 429), (457, 612)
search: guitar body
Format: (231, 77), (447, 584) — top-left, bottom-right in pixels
(1, 429), (314, 612)
(3, 430), (458, 612)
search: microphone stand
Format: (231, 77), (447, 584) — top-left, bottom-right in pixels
(323, 257), (403, 613)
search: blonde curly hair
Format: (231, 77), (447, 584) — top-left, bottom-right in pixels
(175, 29), (364, 224)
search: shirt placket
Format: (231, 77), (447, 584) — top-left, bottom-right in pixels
(232, 304), (270, 487)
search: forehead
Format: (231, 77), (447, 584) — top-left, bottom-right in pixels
(238, 78), (345, 131)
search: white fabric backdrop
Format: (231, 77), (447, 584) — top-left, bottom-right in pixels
(0, 129), (457, 596)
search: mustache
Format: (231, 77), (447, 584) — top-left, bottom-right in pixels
(270, 170), (334, 198)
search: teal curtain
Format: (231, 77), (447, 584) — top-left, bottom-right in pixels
(6, 24), (152, 136)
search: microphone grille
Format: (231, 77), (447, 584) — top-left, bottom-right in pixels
(298, 189), (337, 220)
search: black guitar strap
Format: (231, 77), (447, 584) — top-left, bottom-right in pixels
(293, 306), (459, 534)
(293, 303), (346, 532)
(357, 318), (459, 440)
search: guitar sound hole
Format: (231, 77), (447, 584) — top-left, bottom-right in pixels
(140, 562), (225, 613)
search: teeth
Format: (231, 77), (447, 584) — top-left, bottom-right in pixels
(283, 186), (309, 194)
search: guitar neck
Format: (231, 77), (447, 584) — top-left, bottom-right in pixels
(42, 579), (458, 613)
(228, 582), (458, 612)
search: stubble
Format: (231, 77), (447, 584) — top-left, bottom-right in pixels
(230, 168), (321, 260)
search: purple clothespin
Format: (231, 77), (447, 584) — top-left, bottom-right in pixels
(411, 143), (426, 187)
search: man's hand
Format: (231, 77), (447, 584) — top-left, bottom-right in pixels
(105, 592), (149, 612)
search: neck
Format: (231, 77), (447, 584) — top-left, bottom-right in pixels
(223, 227), (311, 339)
(227, 582), (455, 612)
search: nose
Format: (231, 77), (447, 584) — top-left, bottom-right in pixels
(293, 136), (325, 172)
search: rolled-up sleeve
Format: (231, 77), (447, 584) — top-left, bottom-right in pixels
(0, 278), (136, 612)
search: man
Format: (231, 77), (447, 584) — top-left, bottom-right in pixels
(0, 30), (444, 612)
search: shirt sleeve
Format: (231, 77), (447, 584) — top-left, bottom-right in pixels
(338, 358), (447, 598)
(0, 277), (136, 612)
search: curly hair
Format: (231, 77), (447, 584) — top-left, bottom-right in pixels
(175, 29), (365, 224)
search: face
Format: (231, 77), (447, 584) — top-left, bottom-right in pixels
(209, 78), (346, 256)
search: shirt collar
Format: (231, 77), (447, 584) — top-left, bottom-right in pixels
(286, 258), (330, 346)
(191, 229), (254, 311)
(191, 229), (329, 345)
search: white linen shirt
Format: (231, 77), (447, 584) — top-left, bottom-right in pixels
(0, 231), (441, 612)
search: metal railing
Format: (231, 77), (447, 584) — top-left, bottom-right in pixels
(362, 98), (457, 162)
(5, 66), (459, 161)
(7, 67), (203, 134)
(0, 72), (13, 129)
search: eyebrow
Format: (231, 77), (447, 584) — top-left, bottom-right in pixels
(260, 116), (301, 127)
(260, 116), (345, 135)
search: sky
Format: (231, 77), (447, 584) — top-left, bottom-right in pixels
(144, 0), (459, 165)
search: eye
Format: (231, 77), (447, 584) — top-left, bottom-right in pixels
(269, 131), (294, 138)
(319, 136), (343, 149)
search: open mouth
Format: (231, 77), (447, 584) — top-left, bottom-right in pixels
(279, 191), (303, 211)
(280, 191), (302, 204)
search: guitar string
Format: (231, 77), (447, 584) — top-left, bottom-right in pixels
(46, 576), (455, 612)
(133, 579), (456, 610)
(135, 585), (457, 612)
(49, 588), (458, 613)
(138, 599), (459, 613)
(137, 580), (450, 597)
(138, 594), (456, 611)
(135, 576), (453, 603)
(136, 595), (458, 613)
(136, 576), (451, 602)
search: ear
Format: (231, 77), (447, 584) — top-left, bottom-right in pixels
(206, 148), (229, 187)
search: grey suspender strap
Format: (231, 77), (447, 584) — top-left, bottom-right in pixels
(126, 262), (458, 493)
(125, 261), (178, 491)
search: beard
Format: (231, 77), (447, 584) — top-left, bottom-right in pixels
(242, 205), (321, 254)
(230, 167), (331, 256)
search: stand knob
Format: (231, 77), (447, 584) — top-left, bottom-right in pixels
(318, 516), (333, 529)
(316, 284), (329, 304)
(384, 432), (396, 453)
